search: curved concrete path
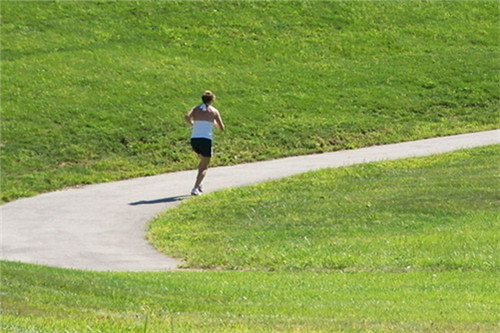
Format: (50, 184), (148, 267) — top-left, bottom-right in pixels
(1, 130), (499, 271)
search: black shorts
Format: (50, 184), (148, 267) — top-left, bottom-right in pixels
(190, 138), (213, 157)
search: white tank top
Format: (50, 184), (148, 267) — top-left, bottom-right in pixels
(191, 120), (214, 140)
(191, 104), (218, 139)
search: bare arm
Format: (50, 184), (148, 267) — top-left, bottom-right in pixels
(184, 108), (195, 126)
(214, 111), (225, 131)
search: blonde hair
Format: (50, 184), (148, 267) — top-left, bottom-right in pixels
(201, 91), (215, 104)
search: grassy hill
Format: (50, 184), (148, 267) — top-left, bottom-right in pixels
(2, 1), (499, 201)
(2, 2), (499, 332)
(149, 145), (500, 272)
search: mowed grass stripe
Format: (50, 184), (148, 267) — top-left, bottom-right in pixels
(2, 261), (499, 332)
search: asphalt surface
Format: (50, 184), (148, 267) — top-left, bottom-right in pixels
(1, 130), (498, 271)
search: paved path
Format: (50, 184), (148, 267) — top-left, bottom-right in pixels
(1, 130), (499, 271)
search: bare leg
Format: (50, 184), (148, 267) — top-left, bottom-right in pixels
(194, 155), (211, 190)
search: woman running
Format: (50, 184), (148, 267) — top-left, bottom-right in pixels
(184, 91), (225, 196)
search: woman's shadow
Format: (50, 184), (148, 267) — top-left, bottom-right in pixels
(129, 195), (190, 206)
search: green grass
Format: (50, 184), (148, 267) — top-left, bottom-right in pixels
(149, 145), (500, 272)
(2, 1), (499, 202)
(3, 146), (499, 332)
(2, 2), (499, 331)
(2, 261), (499, 333)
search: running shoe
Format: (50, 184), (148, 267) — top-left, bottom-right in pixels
(191, 188), (202, 196)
